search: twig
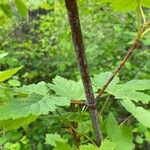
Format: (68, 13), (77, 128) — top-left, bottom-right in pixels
(65, 0), (102, 146)
(70, 100), (85, 105)
(1, 22), (23, 45)
(137, 0), (146, 24)
(56, 109), (80, 146)
(84, 134), (97, 145)
(96, 22), (150, 101)
(140, 6), (146, 24)
(119, 115), (133, 127)
(99, 95), (110, 116)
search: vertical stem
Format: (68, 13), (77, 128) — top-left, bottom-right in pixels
(137, 0), (142, 32)
(64, 0), (102, 146)
(70, 103), (81, 147)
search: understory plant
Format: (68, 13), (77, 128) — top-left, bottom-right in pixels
(0, 0), (150, 149)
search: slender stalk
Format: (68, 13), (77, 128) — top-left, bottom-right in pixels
(99, 95), (110, 116)
(141, 27), (150, 37)
(70, 103), (81, 147)
(140, 6), (146, 24)
(96, 22), (150, 100)
(56, 109), (80, 147)
(137, 0), (142, 32)
(84, 135), (97, 145)
(119, 115), (132, 127)
(96, 39), (138, 100)
(1, 22), (23, 45)
(137, 0), (146, 24)
(64, 0), (102, 146)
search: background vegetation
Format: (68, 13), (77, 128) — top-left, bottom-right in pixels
(0, 0), (150, 149)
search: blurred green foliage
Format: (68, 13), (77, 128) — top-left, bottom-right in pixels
(0, 0), (149, 83)
(0, 0), (150, 149)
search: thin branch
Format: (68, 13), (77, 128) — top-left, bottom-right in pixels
(96, 22), (150, 100)
(141, 27), (150, 37)
(119, 115), (133, 127)
(65, 0), (102, 146)
(136, 0), (146, 24)
(99, 95), (110, 116)
(56, 109), (80, 143)
(140, 6), (146, 24)
(71, 100), (85, 105)
(1, 22), (23, 45)
(137, 0), (142, 32)
(84, 134), (97, 145)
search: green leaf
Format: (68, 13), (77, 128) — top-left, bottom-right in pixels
(8, 79), (21, 87)
(46, 133), (72, 150)
(0, 115), (37, 131)
(93, 74), (150, 128)
(106, 113), (134, 150)
(121, 99), (150, 128)
(102, 0), (150, 11)
(0, 94), (70, 120)
(45, 133), (67, 146)
(77, 120), (92, 134)
(113, 80), (150, 104)
(100, 140), (115, 150)
(16, 81), (49, 95)
(49, 76), (85, 100)
(119, 80), (150, 91)
(0, 52), (8, 59)
(0, 4), (12, 18)
(79, 144), (99, 150)
(102, 0), (137, 11)
(15, 0), (28, 19)
(141, 0), (150, 8)
(92, 72), (119, 93)
(0, 10), (7, 26)
(93, 76), (150, 104)
(79, 140), (115, 150)
(54, 142), (72, 150)
(0, 67), (22, 82)
(3, 142), (20, 150)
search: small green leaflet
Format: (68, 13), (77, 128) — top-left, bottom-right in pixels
(15, 0), (28, 20)
(102, 0), (137, 11)
(0, 115), (37, 131)
(106, 113), (134, 150)
(0, 67), (22, 82)
(46, 133), (72, 150)
(49, 76), (85, 100)
(53, 142), (72, 150)
(16, 81), (49, 95)
(92, 72), (119, 93)
(46, 134), (115, 150)
(121, 99), (150, 128)
(8, 79), (21, 87)
(77, 120), (92, 135)
(102, 0), (150, 11)
(112, 80), (150, 104)
(79, 140), (115, 150)
(79, 144), (99, 150)
(100, 140), (115, 150)
(0, 52), (8, 59)
(93, 73), (150, 104)
(0, 94), (69, 120)
(45, 133), (67, 146)
(0, 4), (12, 18)
(141, 0), (150, 7)
(117, 80), (150, 90)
